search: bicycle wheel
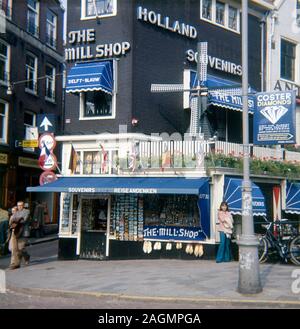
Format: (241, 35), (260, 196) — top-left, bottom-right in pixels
(258, 236), (268, 263)
(289, 236), (300, 266)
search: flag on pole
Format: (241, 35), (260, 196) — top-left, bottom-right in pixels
(68, 145), (78, 174)
(129, 142), (139, 172)
(100, 144), (108, 174)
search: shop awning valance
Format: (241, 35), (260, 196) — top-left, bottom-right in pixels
(223, 177), (266, 216)
(285, 182), (300, 214)
(208, 92), (256, 113)
(27, 177), (210, 195)
(66, 61), (113, 94)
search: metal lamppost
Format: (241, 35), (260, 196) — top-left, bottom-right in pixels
(237, 0), (262, 294)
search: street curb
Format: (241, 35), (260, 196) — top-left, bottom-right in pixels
(28, 236), (58, 246)
(7, 285), (300, 307)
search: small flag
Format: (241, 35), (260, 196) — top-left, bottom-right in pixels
(69, 145), (78, 174)
(100, 144), (108, 174)
(129, 142), (139, 172)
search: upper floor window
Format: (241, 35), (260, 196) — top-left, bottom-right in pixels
(45, 64), (55, 101)
(281, 39), (296, 82)
(0, 39), (10, 84)
(46, 10), (57, 49)
(200, 0), (240, 33)
(0, 100), (8, 144)
(25, 53), (38, 94)
(24, 111), (36, 138)
(0, 0), (12, 18)
(81, 0), (117, 19)
(27, 0), (39, 37)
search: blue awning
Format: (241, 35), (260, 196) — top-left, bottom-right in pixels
(66, 61), (113, 94)
(27, 177), (210, 195)
(189, 70), (256, 113)
(190, 70), (241, 89)
(224, 177), (267, 216)
(285, 182), (300, 214)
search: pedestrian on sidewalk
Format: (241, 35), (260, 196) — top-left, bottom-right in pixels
(8, 201), (31, 270)
(216, 201), (233, 263)
(32, 201), (45, 238)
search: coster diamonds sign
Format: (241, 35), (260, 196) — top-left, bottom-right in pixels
(254, 91), (296, 145)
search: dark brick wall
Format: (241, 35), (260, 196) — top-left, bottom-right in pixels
(64, 0), (262, 136)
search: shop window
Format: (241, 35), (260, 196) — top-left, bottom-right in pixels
(82, 0), (116, 19)
(27, 0), (39, 37)
(0, 39), (10, 84)
(46, 10), (57, 49)
(45, 64), (55, 102)
(143, 195), (200, 227)
(25, 53), (38, 94)
(0, 100), (8, 144)
(281, 39), (296, 82)
(200, 0), (240, 33)
(80, 90), (113, 119)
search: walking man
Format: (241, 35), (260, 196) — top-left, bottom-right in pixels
(8, 201), (31, 270)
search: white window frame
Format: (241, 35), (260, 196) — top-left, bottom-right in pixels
(81, 0), (117, 20)
(27, 0), (40, 37)
(0, 99), (8, 145)
(200, 0), (240, 34)
(0, 39), (10, 86)
(25, 52), (38, 95)
(46, 10), (57, 49)
(45, 63), (56, 102)
(79, 60), (117, 121)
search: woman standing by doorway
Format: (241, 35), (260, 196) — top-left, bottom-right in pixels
(216, 201), (233, 263)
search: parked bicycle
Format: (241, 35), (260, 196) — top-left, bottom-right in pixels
(257, 218), (300, 265)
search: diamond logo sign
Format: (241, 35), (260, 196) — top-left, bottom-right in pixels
(254, 90), (296, 145)
(260, 105), (288, 125)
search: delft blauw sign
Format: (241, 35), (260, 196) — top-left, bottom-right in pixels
(254, 90), (296, 145)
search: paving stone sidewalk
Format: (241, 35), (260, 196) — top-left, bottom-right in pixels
(3, 257), (300, 306)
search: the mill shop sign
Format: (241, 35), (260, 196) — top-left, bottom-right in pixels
(137, 6), (242, 77)
(65, 29), (131, 61)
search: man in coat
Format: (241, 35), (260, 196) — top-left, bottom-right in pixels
(9, 201), (31, 270)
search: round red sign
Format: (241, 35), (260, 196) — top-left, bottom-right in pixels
(39, 171), (57, 186)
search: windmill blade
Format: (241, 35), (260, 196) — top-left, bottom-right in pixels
(151, 84), (185, 93)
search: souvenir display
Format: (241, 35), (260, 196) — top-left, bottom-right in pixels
(61, 194), (71, 231)
(185, 244), (194, 255)
(111, 194), (143, 241)
(143, 240), (152, 254)
(194, 244), (204, 258)
(71, 194), (79, 235)
(144, 195), (199, 227)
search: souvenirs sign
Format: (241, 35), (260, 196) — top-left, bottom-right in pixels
(254, 90), (296, 145)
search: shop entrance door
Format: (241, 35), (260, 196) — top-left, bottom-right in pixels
(80, 196), (109, 260)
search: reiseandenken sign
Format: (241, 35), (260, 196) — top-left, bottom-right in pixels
(254, 90), (296, 145)
(143, 226), (207, 241)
